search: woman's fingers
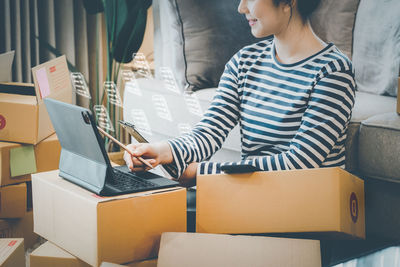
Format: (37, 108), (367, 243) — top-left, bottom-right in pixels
(124, 143), (159, 172)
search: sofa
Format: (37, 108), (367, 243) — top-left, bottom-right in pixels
(123, 0), (400, 265)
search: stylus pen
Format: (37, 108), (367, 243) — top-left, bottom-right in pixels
(96, 126), (153, 169)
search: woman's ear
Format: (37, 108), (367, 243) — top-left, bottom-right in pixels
(282, 0), (295, 13)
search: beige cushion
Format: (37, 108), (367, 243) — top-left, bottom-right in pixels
(310, 0), (360, 59)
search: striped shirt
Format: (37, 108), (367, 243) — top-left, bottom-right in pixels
(167, 39), (356, 177)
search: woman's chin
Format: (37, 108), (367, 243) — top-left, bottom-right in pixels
(251, 28), (271, 39)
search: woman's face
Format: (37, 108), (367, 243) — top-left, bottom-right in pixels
(238, 0), (290, 38)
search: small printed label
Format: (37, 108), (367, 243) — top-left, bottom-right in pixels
(8, 240), (17, 247)
(0, 115), (6, 130)
(50, 66), (56, 73)
(350, 192), (358, 223)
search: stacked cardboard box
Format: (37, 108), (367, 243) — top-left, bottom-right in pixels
(32, 170), (187, 266)
(0, 134), (62, 251)
(0, 238), (25, 266)
(196, 167), (365, 239)
(30, 241), (158, 267)
(157, 232), (321, 267)
(0, 56), (71, 252)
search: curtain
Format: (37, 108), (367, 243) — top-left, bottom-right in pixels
(0, 0), (107, 108)
(1, 1), (154, 147)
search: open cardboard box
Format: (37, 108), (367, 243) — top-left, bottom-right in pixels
(32, 170), (187, 267)
(197, 167), (365, 239)
(0, 56), (73, 144)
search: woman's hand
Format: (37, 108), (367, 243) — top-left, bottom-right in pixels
(123, 142), (173, 172)
(179, 162), (198, 187)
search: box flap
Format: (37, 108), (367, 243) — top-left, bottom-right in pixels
(31, 55), (73, 103)
(0, 92), (37, 105)
(157, 232), (321, 267)
(31, 241), (78, 259)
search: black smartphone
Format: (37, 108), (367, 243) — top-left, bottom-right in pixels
(220, 164), (262, 174)
(119, 120), (178, 177)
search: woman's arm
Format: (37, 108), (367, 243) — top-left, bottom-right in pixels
(163, 53), (243, 179)
(197, 68), (356, 175)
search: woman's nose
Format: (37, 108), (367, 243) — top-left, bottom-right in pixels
(238, 0), (248, 14)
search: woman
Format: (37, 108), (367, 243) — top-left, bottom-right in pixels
(124, 0), (355, 187)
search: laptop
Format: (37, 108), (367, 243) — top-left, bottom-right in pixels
(44, 98), (179, 196)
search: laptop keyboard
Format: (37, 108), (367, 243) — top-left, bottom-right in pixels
(110, 169), (157, 191)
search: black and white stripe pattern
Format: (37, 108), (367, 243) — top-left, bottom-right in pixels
(166, 39), (356, 177)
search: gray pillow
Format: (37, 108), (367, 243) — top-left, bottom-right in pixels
(310, 0), (360, 60)
(153, 0), (260, 92)
(352, 0), (400, 96)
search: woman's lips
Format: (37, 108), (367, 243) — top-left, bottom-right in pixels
(248, 19), (257, 26)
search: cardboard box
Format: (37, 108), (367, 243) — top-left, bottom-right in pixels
(157, 232), (321, 267)
(101, 259), (157, 267)
(0, 211), (40, 251)
(34, 133), (61, 173)
(0, 134), (61, 187)
(32, 170), (187, 266)
(0, 183), (26, 218)
(197, 167), (365, 239)
(0, 238), (25, 267)
(30, 241), (91, 267)
(0, 56), (73, 144)
(7, 210), (40, 250)
(0, 142), (31, 186)
(0, 220), (12, 238)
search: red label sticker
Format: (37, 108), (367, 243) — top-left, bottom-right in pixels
(350, 192), (358, 223)
(50, 66), (56, 73)
(0, 115), (6, 130)
(92, 194), (104, 199)
(8, 240), (17, 247)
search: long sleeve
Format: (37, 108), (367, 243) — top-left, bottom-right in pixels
(198, 68), (356, 175)
(165, 53), (242, 178)
(163, 40), (356, 178)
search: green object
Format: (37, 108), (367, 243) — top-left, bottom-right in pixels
(105, 0), (151, 63)
(10, 145), (37, 177)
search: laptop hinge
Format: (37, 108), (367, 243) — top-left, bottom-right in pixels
(59, 149), (108, 194)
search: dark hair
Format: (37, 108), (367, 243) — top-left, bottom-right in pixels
(272, 0), (321, 23)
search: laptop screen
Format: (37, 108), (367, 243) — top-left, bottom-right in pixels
(44, 98), (110, 191)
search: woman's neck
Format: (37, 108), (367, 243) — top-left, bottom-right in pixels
(274, 19), (326, 65)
